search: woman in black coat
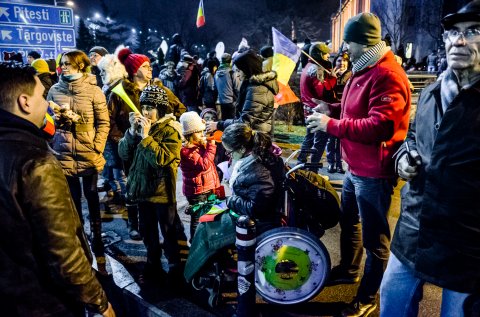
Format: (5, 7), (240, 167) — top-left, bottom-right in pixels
(207, 50), (279, 135)
(222, 123), (284, 233)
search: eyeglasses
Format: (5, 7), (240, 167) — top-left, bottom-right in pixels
(224, 148), (234, 156)
(60, 61), (72, 67)
(443, 27), (480, 42)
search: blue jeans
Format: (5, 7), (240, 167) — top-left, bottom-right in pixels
(103, 140), (127, 195)
(298, 128), (329, 164)
(103, 166), (127, 194)
(380, 253), (470, 317)
(339, 172), (395, 303)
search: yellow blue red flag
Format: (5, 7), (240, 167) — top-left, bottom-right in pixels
(272, 27), (301, 105)
(196, 0), (205, 28)
(41, 103), (56, 138)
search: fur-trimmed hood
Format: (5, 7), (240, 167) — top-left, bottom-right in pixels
(249, 71), (279, 95)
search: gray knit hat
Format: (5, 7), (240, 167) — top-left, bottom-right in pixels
(343, 13), (382, 46)
(89, 46), (109, 57)
(180, 111), (206, 135)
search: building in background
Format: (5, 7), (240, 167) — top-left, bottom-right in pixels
(331, 0), (371, 53)
(331, 0), (470, 62)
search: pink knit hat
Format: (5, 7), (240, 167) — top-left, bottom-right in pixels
(117, 48), (150, 78)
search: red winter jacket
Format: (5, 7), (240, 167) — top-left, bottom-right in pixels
(327, 51), (411, 178)
(180, 142), (220, 197)
(300, 61), (337, 117)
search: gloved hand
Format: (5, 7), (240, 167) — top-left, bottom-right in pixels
(397, 149), (421, 181)
(311, 98), (331, 115)
(306, 112), (331, 133)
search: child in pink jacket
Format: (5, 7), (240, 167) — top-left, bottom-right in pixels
(179, 112), (220, 241)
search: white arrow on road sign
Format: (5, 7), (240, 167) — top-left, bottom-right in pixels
(0, 7), (9, 18)
(1, 29), (12, 40)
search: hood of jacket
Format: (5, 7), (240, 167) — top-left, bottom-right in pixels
(249, 71), (279, 95)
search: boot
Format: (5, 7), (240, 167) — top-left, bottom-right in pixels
(127, 204), (142, 240)
(111, 191), (125, 206)
(90, 219), (105, 256)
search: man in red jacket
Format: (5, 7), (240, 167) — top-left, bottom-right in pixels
(307, 13), (411, 317)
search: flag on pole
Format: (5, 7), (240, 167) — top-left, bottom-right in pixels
(271, 27), (302, 105)
(196, 0), (205, 28)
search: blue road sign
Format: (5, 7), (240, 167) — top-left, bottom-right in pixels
(0, 2), (73, 27)
(0, 46), (61, 62)
(0, 24), (76, 48)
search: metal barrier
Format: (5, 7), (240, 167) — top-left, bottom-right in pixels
(407, 72), (438, 120)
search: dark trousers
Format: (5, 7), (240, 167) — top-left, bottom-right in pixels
(298, 128), (329, 165)
(138, 202), (188, 269)
(187, 192), (212, 242)
(326, 136), (342, 167)
(339, 172), (395, 303)
(220, 103), (236, 120)
(122, 160), (139, 232)
(66, 174), (103, 255)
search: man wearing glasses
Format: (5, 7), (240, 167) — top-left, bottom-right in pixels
(380, 1), (480, 316)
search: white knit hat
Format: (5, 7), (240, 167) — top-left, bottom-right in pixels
(180, 111), (206, 135)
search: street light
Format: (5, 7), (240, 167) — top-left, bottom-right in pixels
(54, 0), (74, 6)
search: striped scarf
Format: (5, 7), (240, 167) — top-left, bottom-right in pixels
(352, 41), (390, 74)
(440, 68), (460, 114)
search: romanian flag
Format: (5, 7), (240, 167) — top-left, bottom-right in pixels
(196, 0), (205, 28)
(41, 104), (56, 138)
(272, 27), (301, 106)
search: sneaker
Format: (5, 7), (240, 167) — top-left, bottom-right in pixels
(337, 166), (346, 174)
(327, 164), (336, 173)
(341, 300), (377, 317)
(326, 265), (360, 286)
(129, 229), (142, 240)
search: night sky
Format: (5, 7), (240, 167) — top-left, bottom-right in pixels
(11, 0), (340, 52)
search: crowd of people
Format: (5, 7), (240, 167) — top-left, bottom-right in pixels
(1, 1), (479, 316)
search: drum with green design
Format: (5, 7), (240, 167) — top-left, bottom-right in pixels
(255, 227), (330, 304)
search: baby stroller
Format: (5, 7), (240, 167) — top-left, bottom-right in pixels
(184, 149), (341, 306)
